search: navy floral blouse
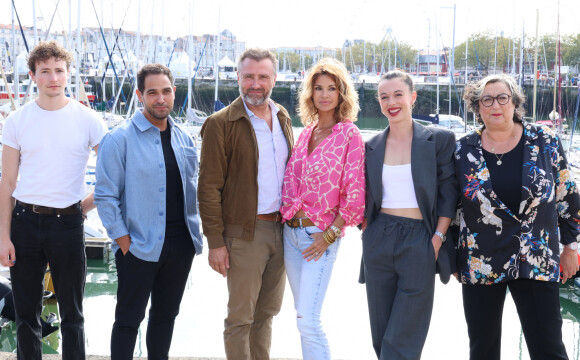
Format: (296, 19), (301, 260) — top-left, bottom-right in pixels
(455, 121), (580, 285)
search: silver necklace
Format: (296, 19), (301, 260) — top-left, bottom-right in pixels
(485, 129), (517, 166)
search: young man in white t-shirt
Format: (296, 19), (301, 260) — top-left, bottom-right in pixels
(0, 40), (107, 359)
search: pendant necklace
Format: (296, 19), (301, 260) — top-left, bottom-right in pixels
(485, 129), (517, 166)
(494, 153), (505, 166)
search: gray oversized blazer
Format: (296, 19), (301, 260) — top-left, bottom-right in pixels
(361, 120), (459, 283)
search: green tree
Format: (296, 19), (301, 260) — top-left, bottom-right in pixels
(561, 34), (580, 70)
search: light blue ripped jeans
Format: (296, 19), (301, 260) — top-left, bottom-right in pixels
(283, 224), (340, 360)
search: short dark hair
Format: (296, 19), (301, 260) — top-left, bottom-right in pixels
(27, 40), (72, 74)
(136, 64), (174, 93)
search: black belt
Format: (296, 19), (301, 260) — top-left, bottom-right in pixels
(16, 200), (81, 216)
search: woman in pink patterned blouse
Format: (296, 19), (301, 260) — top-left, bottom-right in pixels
(280, 58), (365, 359)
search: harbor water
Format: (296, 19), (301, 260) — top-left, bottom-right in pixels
(96, 77), (580, 131)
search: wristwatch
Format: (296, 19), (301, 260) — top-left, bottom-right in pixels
(434, 231), (446, 243)
(330, 225), (342, 238)
(565, 242), (578, 250)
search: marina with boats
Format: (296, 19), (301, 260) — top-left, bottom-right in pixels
(0, 0), (579, 358)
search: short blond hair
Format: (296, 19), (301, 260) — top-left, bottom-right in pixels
(298, 58), (359, 125)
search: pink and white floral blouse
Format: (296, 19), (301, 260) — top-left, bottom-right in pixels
(280, 120), (365, 230)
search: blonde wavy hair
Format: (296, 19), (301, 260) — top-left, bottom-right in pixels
(297, 58), (360, 126)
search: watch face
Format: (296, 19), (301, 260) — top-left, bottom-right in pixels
(570, 243), (578, 250)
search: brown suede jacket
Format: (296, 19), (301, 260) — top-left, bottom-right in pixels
(198, 96), (294, 249)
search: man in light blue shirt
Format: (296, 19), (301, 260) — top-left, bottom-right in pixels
(95, 64), (202, 359)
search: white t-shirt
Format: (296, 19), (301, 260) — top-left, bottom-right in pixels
(2, 99), (108, 208)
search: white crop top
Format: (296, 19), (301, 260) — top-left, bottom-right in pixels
(381, 164), (420, 209)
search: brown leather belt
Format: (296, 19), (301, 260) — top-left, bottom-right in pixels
(16, 200), (81, 216)
(285, 217), (316, 228)
(256, 212), (281, 222)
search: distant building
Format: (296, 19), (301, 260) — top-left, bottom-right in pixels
(0, 24), (245, 76)
(416, 50), (447, 75)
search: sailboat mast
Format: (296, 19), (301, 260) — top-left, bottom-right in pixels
(532, 9), (539, 122)
(161, 5), (165, 66)
(135, 0), (141, 112)
(511, 3), (516, 76)
(76, 0), (81, 100)
(214, 7), (220, 103)
(449, 4), (456, 118)
(435, 11), (439, 115)
(111, 1), (115, 116)
(557, 1), (563, 132)
(11, 2), (18, 105)
(464, 35), (468, 123)
(494, 27), (497, 73)
(363, 41), (366, 73)
(32, 0), (37, 47)
(552, 12), (558, 118)
(188, 1), (192, 112)
(518, 21), (524, 88)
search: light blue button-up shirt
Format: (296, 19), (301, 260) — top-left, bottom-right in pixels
(242, 100), (289, 214)
(95, 110), (203, 262)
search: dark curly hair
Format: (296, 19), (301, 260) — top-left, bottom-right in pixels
(463, 74), (525, 125)
(27, 40), (73, 74)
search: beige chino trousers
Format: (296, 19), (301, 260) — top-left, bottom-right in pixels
(224, 219), (286, 360)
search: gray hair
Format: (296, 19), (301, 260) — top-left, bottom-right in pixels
(237, 48), (277, 75)
(463, 74), (526, 125)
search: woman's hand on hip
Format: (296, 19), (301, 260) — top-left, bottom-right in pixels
(431, 235), (442, 261)
(303, 232), (330, 262)
(560, 246), (579, 284)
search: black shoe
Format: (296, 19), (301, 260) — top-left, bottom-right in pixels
(41, 320), (59, 338)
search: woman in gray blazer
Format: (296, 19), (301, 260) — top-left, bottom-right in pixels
(360, 70), (458, 360)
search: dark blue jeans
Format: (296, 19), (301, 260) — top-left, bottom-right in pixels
(111, 227), (195, 360)
(10, 202), (86, 360)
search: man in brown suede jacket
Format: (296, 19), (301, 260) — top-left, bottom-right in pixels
(198, 48), (293, 360)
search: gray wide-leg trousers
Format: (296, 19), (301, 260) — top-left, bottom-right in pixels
(363, 212), (436, 360)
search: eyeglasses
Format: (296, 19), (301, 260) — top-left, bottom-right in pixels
(480, 94), (511, 107)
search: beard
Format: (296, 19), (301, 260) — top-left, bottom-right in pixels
(144, 103), (171, 120)
(239, 84), (272, 106)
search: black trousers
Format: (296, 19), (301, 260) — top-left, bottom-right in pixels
(10, 203), (86, 360)
(462, 279), (568, 360)
(110, 227), (195, 360)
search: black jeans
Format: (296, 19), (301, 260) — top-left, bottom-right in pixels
(10, 203), (86, 360)
(463, 279), (568, 360)
(111, 227), (195, 360)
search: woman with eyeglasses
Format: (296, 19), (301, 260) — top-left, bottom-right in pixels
(456, 73), (580, 360)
